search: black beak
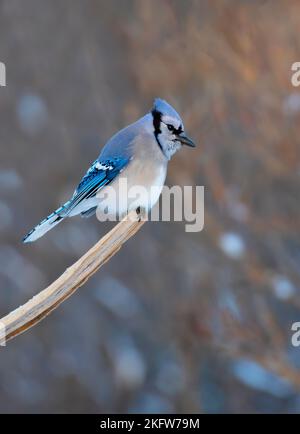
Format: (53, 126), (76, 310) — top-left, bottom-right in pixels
(177, 133), (196, 147)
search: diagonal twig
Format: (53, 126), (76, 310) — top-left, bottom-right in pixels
(0, 211), (145, 345)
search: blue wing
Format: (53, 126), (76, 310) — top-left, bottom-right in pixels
(67, 157), (129, 215)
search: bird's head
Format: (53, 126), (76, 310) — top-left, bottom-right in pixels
(151, 98), (195, 160)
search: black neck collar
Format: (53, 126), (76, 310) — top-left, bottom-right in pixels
(151, 109), (163, 153)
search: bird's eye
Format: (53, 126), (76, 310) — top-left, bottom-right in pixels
(167, 124), (174, 131)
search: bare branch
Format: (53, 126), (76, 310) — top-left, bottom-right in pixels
(0, 211), (145, 345)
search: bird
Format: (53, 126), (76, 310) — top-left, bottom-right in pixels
(22, 98), (195, 243)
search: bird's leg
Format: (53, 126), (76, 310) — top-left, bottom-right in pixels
(136, 206), (147, 222)
(136, 206), (141, 222)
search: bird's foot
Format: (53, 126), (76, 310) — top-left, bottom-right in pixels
(136, 206), (147, 222)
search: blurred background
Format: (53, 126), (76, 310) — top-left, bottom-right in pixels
(0, 0), (300, 414)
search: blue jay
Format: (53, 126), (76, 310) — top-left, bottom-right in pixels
(23, 98), (195, 243)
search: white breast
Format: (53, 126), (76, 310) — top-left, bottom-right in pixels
(135, 164), (166, 211)
(96, 160), (167, 219)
